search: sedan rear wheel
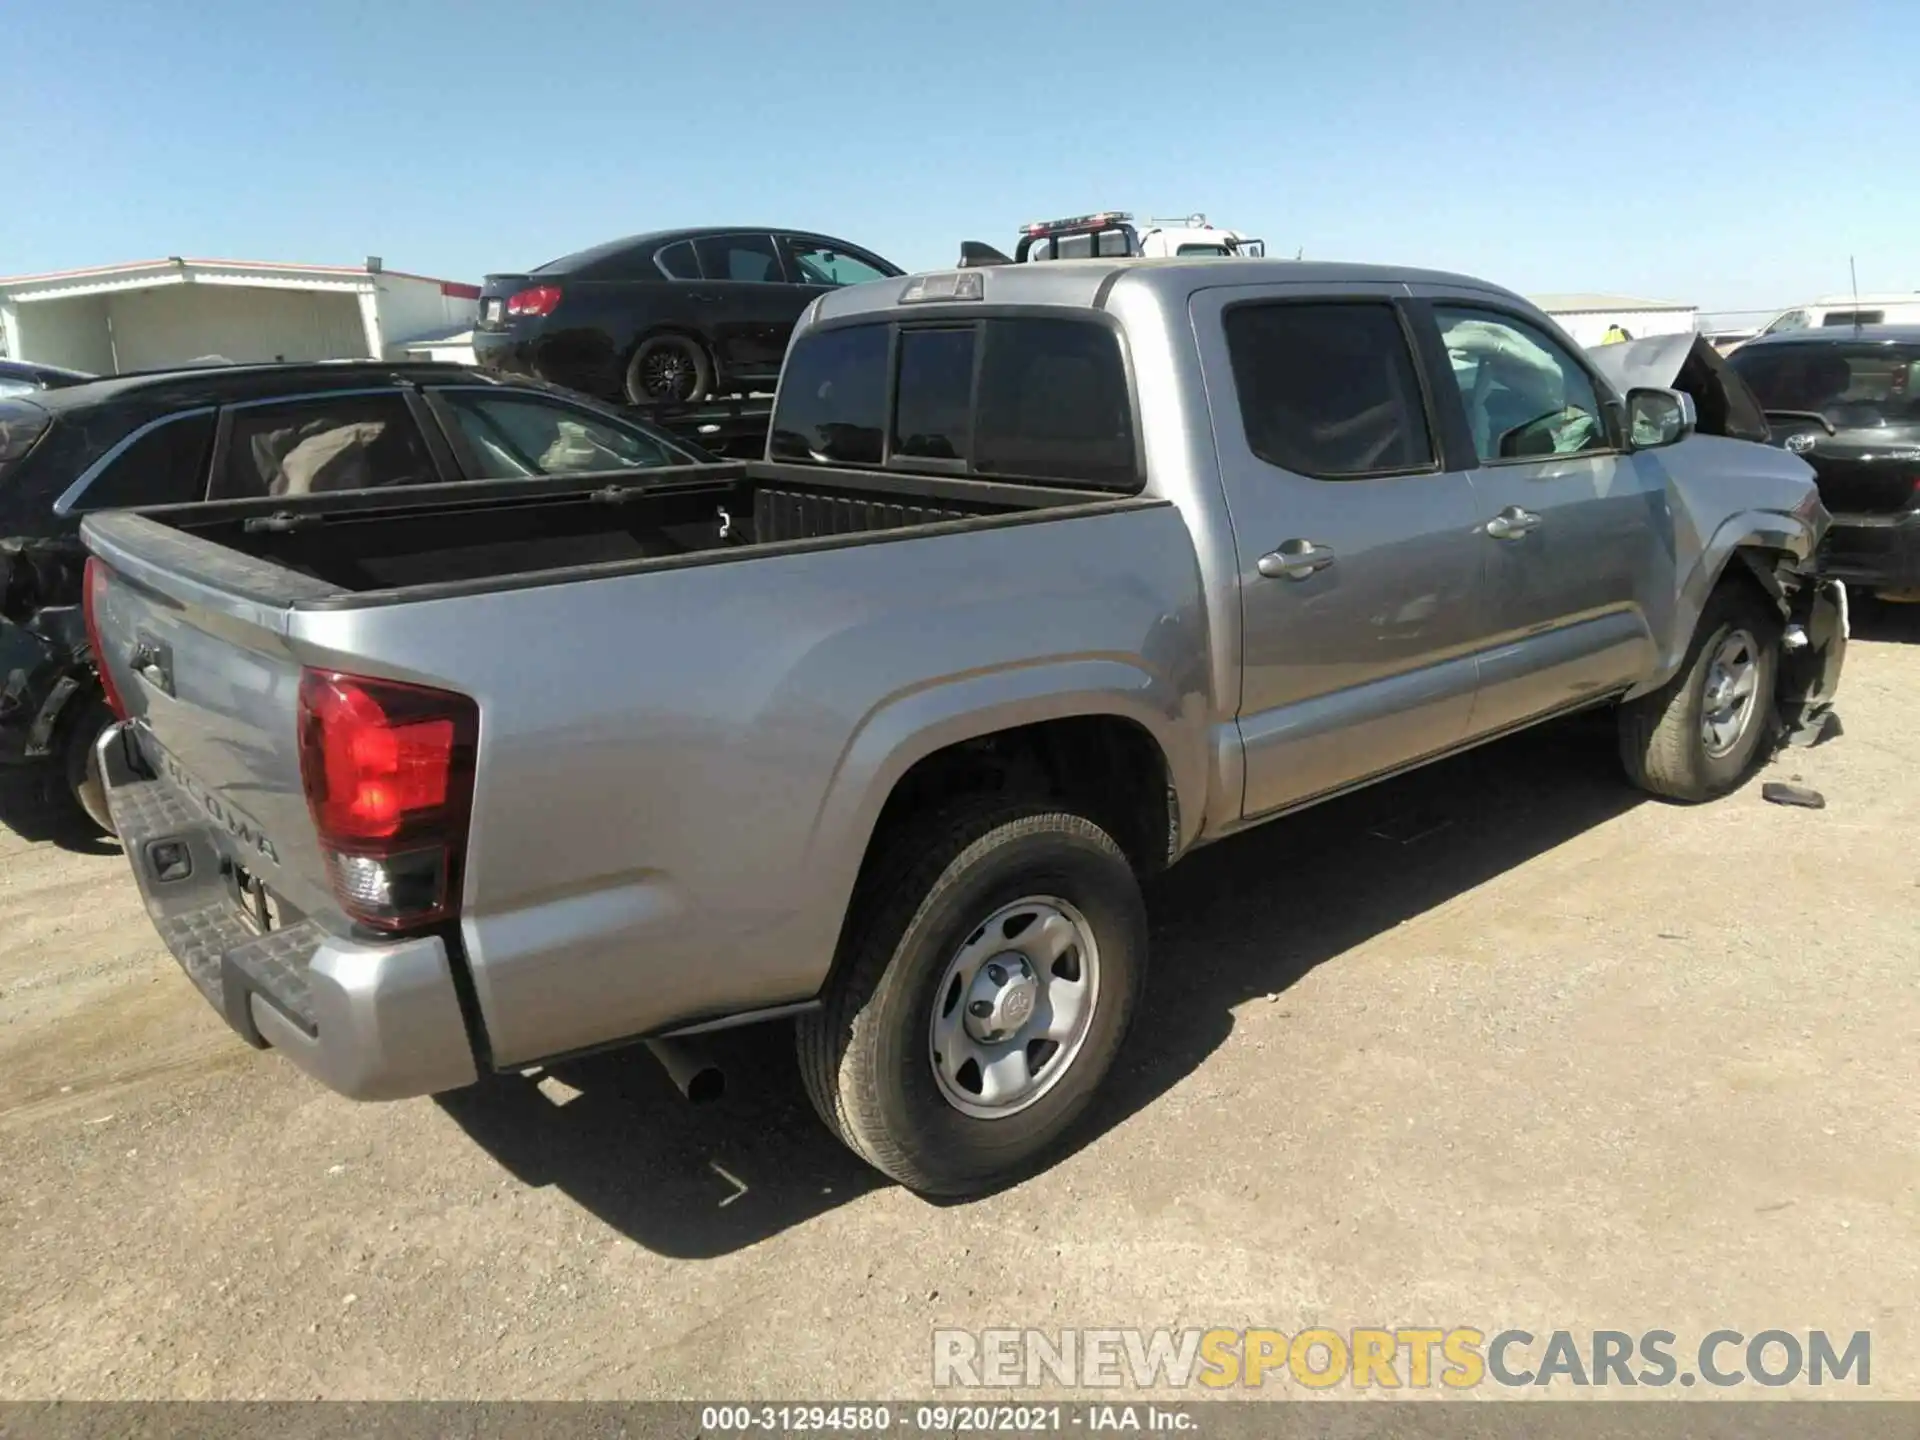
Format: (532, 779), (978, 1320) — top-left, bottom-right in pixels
(624, 335), (711, 407)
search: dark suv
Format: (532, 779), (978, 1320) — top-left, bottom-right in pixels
(1728, 326), (1920, 600)
(473, 227), (903, 408)
(0, 360), (712, 834)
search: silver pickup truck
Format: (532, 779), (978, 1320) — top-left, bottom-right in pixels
(82, 259), (1846, 1196)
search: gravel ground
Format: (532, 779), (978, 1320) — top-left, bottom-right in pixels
(1, 614), (1916, 1401)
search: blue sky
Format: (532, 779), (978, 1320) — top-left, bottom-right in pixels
(4, 0), (1912, 320)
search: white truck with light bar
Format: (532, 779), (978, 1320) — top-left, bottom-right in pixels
(957, 211), (1266, 268)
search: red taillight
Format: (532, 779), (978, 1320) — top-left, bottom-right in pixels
(297, 669), (478, 932)
(83, 558), (129, 721)
(505, 285), (562, 317)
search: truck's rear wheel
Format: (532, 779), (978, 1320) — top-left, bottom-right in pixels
(1618, 583), (1780, 802)
(798, 797), (1146, 1196)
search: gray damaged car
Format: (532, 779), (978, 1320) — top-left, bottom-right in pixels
(81, 258), (1845, 1195)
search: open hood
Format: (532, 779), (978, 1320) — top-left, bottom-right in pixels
(1585, 333), (1771, 443)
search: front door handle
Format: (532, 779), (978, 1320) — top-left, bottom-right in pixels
(1258, 539), (1337, 580)
(1485, 506), (1543, 540)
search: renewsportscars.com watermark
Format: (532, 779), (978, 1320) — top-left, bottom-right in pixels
(933, 1328), (1871, 1391)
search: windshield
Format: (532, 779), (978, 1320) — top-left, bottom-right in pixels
(1728, 343), (1920, 429)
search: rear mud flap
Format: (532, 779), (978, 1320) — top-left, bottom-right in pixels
(1777, 579), (1847, 747)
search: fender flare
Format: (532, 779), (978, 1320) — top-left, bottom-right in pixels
(802, 656), (1211, 907)
(1635, 508), (1819, 695)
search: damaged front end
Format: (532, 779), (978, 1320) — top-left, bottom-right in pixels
(1587, 333), (1847, 748)
(1770, 561), (1848, 748)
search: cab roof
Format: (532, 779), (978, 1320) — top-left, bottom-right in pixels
(807, 257), (1528, 326)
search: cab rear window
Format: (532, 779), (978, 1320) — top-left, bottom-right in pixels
(770, 317), (1138, 490)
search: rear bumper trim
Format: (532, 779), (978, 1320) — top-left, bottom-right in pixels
(99, 725), (478, 1100)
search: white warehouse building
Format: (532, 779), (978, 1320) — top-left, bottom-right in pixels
(1528, 293), (1698, 348)
(0, 256), (480, 375)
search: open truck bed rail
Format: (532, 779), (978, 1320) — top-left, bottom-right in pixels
(83, 460), (1144, 608)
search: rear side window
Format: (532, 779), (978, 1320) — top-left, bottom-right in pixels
(695, 233), (782, 284)
(1822, 310), (1884, 327)
(74, 411), (217, 511)
(974, 319), (1134, 486)
(437, 391), (681, 476)
(770, 317), (1137, 488)
(1223, 303), (1434, 478)
(214, 393), (437, 499)
(656, 241), (700, 280)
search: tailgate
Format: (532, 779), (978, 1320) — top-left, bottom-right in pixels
(84, 517), (344, 930)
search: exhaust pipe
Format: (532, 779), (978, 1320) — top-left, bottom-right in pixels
(644, 1036), (726, 1104)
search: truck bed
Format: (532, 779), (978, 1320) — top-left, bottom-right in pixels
(104, 461), (1111, 604)
(81, 451), (1196, 1081)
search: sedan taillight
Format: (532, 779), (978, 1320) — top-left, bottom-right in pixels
(505, 285), (563, 318)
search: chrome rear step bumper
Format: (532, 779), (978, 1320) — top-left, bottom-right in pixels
(99, 723), (479, 1101)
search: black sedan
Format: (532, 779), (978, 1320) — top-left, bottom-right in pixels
(1727, 326), (1920, 600)
(0, 359), (715, 836)
(473, 227), (902, 408)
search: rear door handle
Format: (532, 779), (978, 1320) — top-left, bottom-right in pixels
(688, 292), (724, 303)
(1485, 506), (1543, 540)
(1258, 539), (1337, 580)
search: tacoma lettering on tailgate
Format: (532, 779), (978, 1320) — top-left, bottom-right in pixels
(162, 749), (280, 865)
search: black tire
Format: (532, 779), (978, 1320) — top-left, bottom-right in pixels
(623, 334), (712, 407)
(59, 697), (116, 836)
(1618, 582), (1780, 802)
(797, 795), (1147, 1196)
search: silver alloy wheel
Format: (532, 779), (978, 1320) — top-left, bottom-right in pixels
(1701, 627), (1761, 758)
(928, 895), (1101, 1120)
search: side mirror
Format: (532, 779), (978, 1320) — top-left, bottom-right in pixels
(1626, 387), (1697, 450)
